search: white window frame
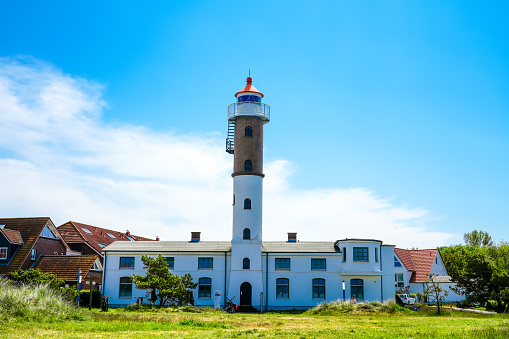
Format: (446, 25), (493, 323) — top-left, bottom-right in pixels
(0, 247), (7, 260)
(31, 248), (37, 260)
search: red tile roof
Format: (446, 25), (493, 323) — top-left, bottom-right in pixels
(0, 228), (23, 244)
(57, 221), (153, 255)
(395, 248), (440, 283)
(33, 255), (100, 281)
(235, 76), (264, 98)
(394, 248), (415, 271)
(0, 217), (50, 274)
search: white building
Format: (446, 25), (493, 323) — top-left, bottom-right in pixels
(102, 76), (396, 310)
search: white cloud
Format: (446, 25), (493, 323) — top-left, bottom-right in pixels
(0, 56), (454, 248)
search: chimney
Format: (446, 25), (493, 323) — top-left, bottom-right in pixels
(126, 230), (131, 236)
(191, 232), (201, 242)
(288, 232), (297, 242)
(156, 236), (160, 241)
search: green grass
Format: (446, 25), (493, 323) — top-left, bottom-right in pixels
(1, 304), (508, 338)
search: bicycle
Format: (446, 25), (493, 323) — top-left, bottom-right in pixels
(101, 295), (111, 312)
(224, 296), (237, 313)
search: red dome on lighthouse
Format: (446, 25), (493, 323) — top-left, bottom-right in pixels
(235, 76), (264, 98)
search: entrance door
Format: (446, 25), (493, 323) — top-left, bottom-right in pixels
(240, 282), (252, 306)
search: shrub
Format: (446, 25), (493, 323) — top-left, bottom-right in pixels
(305, 299), (403, 315)
(79, 290), (102, 308)
(0, 278), (86, 322)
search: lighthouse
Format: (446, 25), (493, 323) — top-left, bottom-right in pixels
(226, 76), (270, 310)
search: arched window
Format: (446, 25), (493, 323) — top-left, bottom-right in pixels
(243, 258), (250, 269)
(198, 277), (212, 298)
(243, 228), (251, 240)
(276, 278), (289, 299)
(351, 279), (364, 301)
(245, 126), (253, 137)
(312, 278), (325, 299)
(244, 198), (251, 209)
(244, 160), (252, 171)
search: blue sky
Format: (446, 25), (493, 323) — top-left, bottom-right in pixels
(0, 1), (507, 247)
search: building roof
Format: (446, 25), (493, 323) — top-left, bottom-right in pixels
(57, 221), (153, 256)
(394, 248), (416, 271)
(0, 228), (23, 244)
(33, 255), (100, 281)
(102, 241), (341, 253)
(103, 241), (232, 253)
(262, 242), (340, 253)
(235, 76), (264, 98)
(0, 217), (52, 274)
(395, 248), (440, 283)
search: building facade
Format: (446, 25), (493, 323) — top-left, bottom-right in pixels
(102, 77), (396, 310)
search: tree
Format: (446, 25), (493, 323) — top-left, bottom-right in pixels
(441, 232), (509, 313)
(424, 273), (449, 314)
(464, 230), (493, 247)
(131, 255), (197, 306)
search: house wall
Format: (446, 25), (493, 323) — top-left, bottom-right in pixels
(21, 237), (67, 271)
(103, 252), (229, 307)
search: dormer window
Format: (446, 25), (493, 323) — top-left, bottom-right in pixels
(0, 247), (7, 260)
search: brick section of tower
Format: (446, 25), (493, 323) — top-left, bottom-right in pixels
(232, 116), (264, 178)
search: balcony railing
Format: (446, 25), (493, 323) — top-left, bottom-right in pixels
(228, 102), (270, 122)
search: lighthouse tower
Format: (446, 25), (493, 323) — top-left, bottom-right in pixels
(226, 76), (270, 310)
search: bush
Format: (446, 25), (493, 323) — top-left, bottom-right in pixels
(79, 290), (102, 308)
(0, 278), (86, 322)
(305, 299), (404, 315)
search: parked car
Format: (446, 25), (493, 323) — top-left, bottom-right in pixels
(397, 293), (416, 305)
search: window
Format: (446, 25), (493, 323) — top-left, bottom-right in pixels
(98, 243), (106, 248)
(311, 259), (326, 270)
(435, 257), (438, 264)
(40, 225), (57, 239)
(198, 277), (212, 298)
(81, 227), (92, 234)
(244, 198), (251, 210)
(233, 194), (235, 205)
(312, 278), (325, 299)
(342, 247), (347, 262)
(394, 256), (402, 267)
(31, 249), (37, 261)
(198, 257), (213, 269)
(351, 279), (364, 300)
(107, 233), (116, 239)
(126, 236), (135, 241)
(375, 248), (379, 262)
(275, 258), (290, 270)
(0, 247), (7, 260)
(353, 247), (369, 262)
(395, 273), (404, 288)
(119, 277), (132, 297)
(245, 126), (253, 137)
(165, 257), (174, 269)
(119, 257), (135, 269)
(237, 95), (261, 104)
(244, 160), (252, 171)
(276, 278), (289, 299)
(243, 228), (251, 240)
(243, 257), (250, 269)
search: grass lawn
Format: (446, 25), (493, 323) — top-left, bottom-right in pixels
(1, 307), (508, 338)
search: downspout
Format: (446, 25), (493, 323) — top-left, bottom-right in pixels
(379, 244), (383, 302)
(224, 251), (227, 307)
(102, 252), (107, 296)
(265, 252), (269, 312)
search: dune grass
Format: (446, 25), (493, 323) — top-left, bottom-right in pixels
(0, 278), (86, 322)
(1, 295), (508, 338)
